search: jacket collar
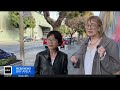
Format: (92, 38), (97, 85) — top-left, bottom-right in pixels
(43, 47), (59, 64)
(80, 37), (89, 55)
(46, 47), (59, 57)
(98, 33), (111, 48)
(80, 33), (110, 55)
(85, 33), (110, 48)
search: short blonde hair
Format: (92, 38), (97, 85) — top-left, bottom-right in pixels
(86, 16), (104, 37)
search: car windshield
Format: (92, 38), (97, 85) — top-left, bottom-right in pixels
(64, 38), (70, 40)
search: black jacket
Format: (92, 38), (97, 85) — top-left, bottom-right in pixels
(34, 48), (68, 76)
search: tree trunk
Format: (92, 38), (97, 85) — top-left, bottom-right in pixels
(52, 26), (59, 31)
(43, 11), (67, 31)
(19, 12), (25, 65)
(70, 33), (73, 44)
(32, 28), (34, 40)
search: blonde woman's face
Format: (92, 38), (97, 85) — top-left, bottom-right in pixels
(85, 20), (99, 37)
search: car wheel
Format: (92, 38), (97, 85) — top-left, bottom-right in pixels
(45, 46), (48, 49)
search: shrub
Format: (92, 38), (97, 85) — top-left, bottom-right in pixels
(0, 56), (16, 66)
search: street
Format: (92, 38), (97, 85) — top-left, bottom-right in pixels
(0, 41), (43, 53)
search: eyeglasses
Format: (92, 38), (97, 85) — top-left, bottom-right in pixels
(85, 23), (97, 29)
(47, 38), (57, 42)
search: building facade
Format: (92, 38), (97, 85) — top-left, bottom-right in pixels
(0, 11), (52, 41)
(99, 11), (120, 57)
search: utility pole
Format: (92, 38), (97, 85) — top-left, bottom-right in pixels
(19, 11), (25, 66)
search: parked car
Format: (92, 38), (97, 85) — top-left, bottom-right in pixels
(0, 49), (16, 60)
(63, 37), (71, 45)
(60, 39), (65, 48)
(71, 37), (77, 43)
(43, 38), (48, 49)
(24, 36), (33, 42)
(63, 37), (77, 45)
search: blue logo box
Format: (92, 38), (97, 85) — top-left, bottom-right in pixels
(12, 66), (34, 77)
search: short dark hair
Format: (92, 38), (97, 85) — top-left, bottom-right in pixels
(47, 31), (62, 46)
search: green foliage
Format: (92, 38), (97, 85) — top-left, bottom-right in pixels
(9, 11), (36, 29)
(58, 25), (70, 35)
(0, 56), (16, 66)
(65, 11), (93, 36)
(24, 17), (36, 29)
(77, 28), (85, 35)
(66, 11), (81, 19)
(9, 11), (19, 28)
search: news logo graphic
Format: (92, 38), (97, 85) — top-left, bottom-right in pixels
(12, 66), (34, 77)
(4, 66), (12, 77)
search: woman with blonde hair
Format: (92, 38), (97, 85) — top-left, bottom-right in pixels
(70, 16), (120, 75)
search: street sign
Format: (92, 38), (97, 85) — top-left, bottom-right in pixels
(23, 11), (32, 17)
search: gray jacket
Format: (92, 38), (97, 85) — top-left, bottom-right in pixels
(72, 34), (120, 75)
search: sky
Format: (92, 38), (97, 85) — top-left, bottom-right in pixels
(50, 11), (59, 20)
(50, 11), (100, 20)
(93, 11), (100, 16)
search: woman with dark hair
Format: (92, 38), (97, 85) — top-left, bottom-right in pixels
(70, 16), (120, 75)
(34, 31), (68, 76)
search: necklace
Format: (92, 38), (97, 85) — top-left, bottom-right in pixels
(89, 39), (100, 45)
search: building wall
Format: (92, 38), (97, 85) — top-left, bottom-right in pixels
(0, 11), (52, 41)
(0, 12), (19, 41)
(31, 12), (52, 40)
(99, 11), (120, 57)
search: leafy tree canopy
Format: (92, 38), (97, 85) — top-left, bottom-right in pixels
(9, 11), (36, 29)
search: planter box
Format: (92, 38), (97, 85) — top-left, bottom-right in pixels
(9, 60), (23, 66)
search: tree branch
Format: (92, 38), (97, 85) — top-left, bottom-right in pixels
(54, 11), (67, 27)
(43, 11), (55, 26)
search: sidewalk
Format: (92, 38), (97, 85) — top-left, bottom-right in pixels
(0, 41), (19, 45)
(61, 44), (81, 75)
(0, 40), (43, 45)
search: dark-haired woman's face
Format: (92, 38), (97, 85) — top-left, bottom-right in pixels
(47, 35), (59, 50)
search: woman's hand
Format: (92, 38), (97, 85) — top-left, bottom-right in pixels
(70, 56), (78, 64)
(97, 46), (106, 59)
(113, 71), (120, 75)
